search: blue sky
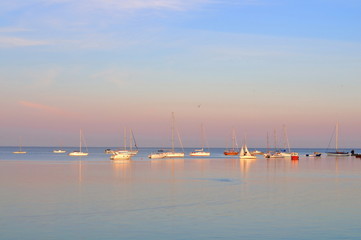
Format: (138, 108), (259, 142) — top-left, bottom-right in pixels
(1, 0), (361, 147)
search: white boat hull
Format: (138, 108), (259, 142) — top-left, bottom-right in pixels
(148, 153), (166, 159)
(189, 151), (210, 156)
(280, 152), (292, 157)
(68, 151), (88, 156)
(240, 155), (256, 159)
(269, 152), (284, 158)
(110, 152), (131, 160)
(326, 152), (349, 156)
(164, 152), (185, 158)
(53, 150), (66, 153)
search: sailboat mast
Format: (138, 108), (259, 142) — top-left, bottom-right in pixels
(79, 129), (82, 152)
(123, 127), (127, 150)
(336, 121), (339, 151)
(171, 112), (175, 152)
(266, 132), (269, 152)
(129, 129), (132, 151)
(283, 125), (291, 152)
(232, 129), (236, 150)
(201, 123), (205, 149)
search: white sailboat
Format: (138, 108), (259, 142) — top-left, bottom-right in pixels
(326, 122), (349, 156)
(13, 137), (27, 154)
(68, 129), (89, 156)
(239, 144), (256, 159)
(269, 129), (284, 159)
(280, 125), (299, 158)
(110, 128), (133, 160)
(148, 112), (185, 159)
(190, 123), (210, 157)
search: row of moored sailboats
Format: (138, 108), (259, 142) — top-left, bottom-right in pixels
(17, 119), (351, 160)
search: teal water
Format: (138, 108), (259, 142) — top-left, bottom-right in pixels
(1, 147), (361, 239)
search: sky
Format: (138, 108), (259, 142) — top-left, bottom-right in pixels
(1, 0), (361, 148)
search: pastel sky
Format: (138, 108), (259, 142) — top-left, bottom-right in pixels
(1, 0), (361, 148)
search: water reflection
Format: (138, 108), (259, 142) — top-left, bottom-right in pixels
(239, 158), (256, 176)
(112, 159), (132, 180)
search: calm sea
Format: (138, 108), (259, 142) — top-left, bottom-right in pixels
(1, 147), (361, 240)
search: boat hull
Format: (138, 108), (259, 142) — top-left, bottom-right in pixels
(53, 150), (66, 153)
(240, 156), (256, 159)
(224, 151), (239, 156)
(326, 152), (349, 156)
(110, 153), (131, 160)
(164, 152), (185, 158)
(68, 152), (88, 156)
(190, 151), (210, 156)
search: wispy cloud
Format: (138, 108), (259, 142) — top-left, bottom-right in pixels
(0, 36), (47, 47)
(18, 100), (73, 116)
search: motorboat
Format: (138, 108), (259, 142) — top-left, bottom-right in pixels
(110, 151), (131, 160)
(53, 149), (66, 153)
(306, 152), (322, 157)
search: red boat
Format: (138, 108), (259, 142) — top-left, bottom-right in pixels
(224, 150), (239, 156)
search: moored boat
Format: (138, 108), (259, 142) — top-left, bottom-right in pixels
(53, 149), (66, 153)
(239, 144), (256, 159)
(306, 152), (322, 157)
(68, 129), (89, 156)
(110, 151), (131, 160)
(224, 129), (239, 156)
(190, 148), (210, 156)
(326, 122), (349, 156)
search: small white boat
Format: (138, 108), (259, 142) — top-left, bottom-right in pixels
(149, 113), (185, 159)
(326, 122), (349, 156)
(269, 152), (284, 158)
(110, 151), (131, 160)
(190, 149), (210, 156)
(190, 123), (211, 157)
(68, 129), (88, 156)
(164, 151), (185, 158)
(251, 150), (263, 155)
(280, 152), (292, 157)
(68, 151), (88, 156)
(240, 144), (256, 159)
(13, 137), (27, 154)
(13, 151), (27, 154)
(53, 149), (66, 153)
(306, 152), (322, 157)
(148, 149), (167, 159)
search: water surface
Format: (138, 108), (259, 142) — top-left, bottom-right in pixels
(1, 147), (361, 239)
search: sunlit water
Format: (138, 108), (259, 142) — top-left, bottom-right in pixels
(1, 147), (361, 239)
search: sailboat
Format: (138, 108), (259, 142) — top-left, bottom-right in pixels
(269, 129), (284, 158)
(13, 137), (27, 154)
(53, 142), (66, 153)
(190, 123), (210, 157)
(279, 125), (299, 158)
(326, 122), (349, 156)
(239, 144), (256, 159)
(148, 112), (185, 159)
(224, 129), (239, 155)
(68, 129), (89, 156)
(110, 128), (136, 160)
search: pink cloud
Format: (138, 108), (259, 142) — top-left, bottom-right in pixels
(18, 100), (73, 116)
